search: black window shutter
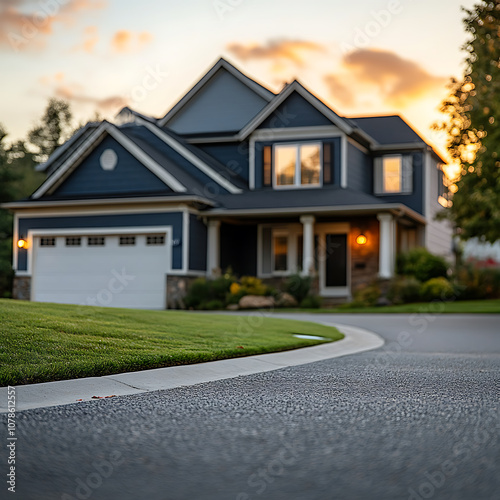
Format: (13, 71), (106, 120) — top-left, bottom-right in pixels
(323, 142), (333, 184)
(263, 146), (272, 187)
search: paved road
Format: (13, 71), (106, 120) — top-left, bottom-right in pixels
(2, 314), (499, 500)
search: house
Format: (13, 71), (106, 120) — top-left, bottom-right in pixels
(4, 58), (453, 309)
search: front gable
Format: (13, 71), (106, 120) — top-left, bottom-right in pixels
(257, 91), (333, 129)
(51, 135), (172, 198)
(162, 66), (272, 136)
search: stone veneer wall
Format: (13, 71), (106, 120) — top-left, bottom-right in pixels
(13, 276), (31, 301)
(166, 275), (200, 309)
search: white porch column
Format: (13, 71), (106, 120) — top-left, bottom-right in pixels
(377, 213), (396, 279)
(300, 215), (315, 276)
(207, 220), (221, 277)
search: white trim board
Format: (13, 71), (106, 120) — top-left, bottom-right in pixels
(238, 81), (353, 141)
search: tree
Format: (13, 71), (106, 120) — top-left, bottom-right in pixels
(436, 1), (500, 243)
(28, 98), (73, 163)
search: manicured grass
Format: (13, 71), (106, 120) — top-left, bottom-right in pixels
(288, 299), (500, 314)
(0, 299), (343, 386)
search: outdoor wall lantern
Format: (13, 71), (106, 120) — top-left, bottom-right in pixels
(17, 238), (28, 249)
(356, 234), (367, 245)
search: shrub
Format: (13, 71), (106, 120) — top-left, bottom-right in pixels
(453, 264), (500, 300)
(387, 276), (422, 304)
(397, 248), (448, 283)
(184, 278), (211, 309)
(240, 276), (268, 296)
(300, 295), (322, 309)
(184, 275), (233, 309)
(420, 277), (455, 302)
(199, 299), (225, 310)
(351, 282), (381, 307)
(284, 274), (312, 304)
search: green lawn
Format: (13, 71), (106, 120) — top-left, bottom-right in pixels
(0, 299), (343, 386)
(291, 299), (500, 314)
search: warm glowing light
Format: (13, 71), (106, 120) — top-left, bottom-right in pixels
(17, 239), (27, 249)
(356, 234), (367, 245)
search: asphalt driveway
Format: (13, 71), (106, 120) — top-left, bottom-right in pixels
(2, 313), (499, 500)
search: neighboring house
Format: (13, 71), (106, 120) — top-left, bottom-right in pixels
(4, 58), (453, 309)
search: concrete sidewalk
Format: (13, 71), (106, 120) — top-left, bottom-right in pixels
(0, 322), (383, 413)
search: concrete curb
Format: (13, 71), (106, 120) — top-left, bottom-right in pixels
(0, 322), (383, 413)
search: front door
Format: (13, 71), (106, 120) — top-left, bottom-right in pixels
(320, 232), (349, 297)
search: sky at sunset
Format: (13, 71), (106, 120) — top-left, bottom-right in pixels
(0, 0), (479, 170)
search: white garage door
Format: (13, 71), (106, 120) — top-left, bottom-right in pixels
(31, 232), (170, 309)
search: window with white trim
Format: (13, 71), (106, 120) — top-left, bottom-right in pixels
(40, 237), (56, 247)
(119, 236), (136, 246)
(374, 155), (413, 194)
(65, 237), (81, 247)
(146, 235), (165, 246)
(88, 237), (105, 246)
(273, 234), (288, 272)
(274, 143), (321, 188)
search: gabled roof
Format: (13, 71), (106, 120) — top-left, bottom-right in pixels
(238, 80), (354, 140)
(32, 121), (188, 199)
(36, 122), (100, 173)
(158, 58), (275, 129)
(134, 118), (243, 193)
(350, 115), (425, 145)
(115, 106), (157, 125)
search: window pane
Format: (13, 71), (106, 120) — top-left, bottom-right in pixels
(300, 144), (321, 185)
(275, 145), (296, 186)
(274, 236), (288, 271)
(383, 157), (402, 193)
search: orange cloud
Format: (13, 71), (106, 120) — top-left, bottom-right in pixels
(0, 0), (106, 51)
(111, 30), (152, 53)
(323, 74), (356, 108)
(55, 83), (127, 111)
(227, 39), (325, 67)
(341, 49), (447, 107)
(73, 25), (99, 53)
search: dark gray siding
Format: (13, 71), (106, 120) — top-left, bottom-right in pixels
(189, 214), (207, 271)
(258, 92), (332, 129)
(375, 152), (424, 214)
(53, 136), (171, 198)
(198, 142), (250, 182)
(17, 212), (184, 271)
(347, 142), (372, 193)
(220, 223), (257, 276)
(254, 137), (341, 189)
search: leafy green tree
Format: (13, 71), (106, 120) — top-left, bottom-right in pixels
(436, 1), (500, 243)
(28, 98), (73, 163)
(0, 126), (18, 297)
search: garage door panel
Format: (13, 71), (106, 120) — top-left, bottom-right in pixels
(32, 233), (169, 309)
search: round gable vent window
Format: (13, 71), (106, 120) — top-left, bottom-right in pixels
(100, 149), (118, 171)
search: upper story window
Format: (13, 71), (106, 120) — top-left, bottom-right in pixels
(274, 143), (321, 188)
(374, 155), (413, 195)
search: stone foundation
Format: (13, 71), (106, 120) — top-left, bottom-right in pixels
(166, 275), (200, 309)
(13, 276), (31, 301)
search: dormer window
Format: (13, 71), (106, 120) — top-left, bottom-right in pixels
(374, 155), (413, 195)
(273, 143), (322, 188)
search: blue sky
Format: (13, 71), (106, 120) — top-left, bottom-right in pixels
(0, 0), (478, 165)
